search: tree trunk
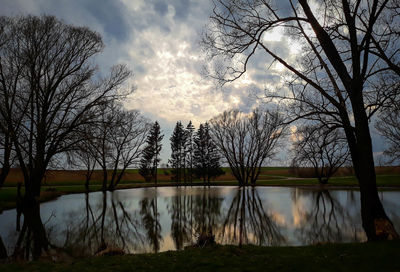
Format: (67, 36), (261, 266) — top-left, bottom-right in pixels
(0, 236), (7, 259)
(353, 132), (398, 240)
(18, 198), (49, 260)
(0, 134), (12, 188)
(0, 164), (10, 189)
(351, 93), (399, 240)
(102, 168), (108, 192)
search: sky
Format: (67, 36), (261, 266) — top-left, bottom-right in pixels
(0, 0), (389, 166)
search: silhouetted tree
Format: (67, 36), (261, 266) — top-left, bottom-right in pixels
(376, 98), (400, 164)
(0, 15), (130, 195)
(90, 103), (148, 191)
(210, 109), (286, 186)
(169, 122), (186, 184)
(0, 15), (131, 258)
(193, 122), (224, 185)
(202, 0), (400, 240)
(67, 124), (98, 191)
(185, 121), (195, 184)
(0, 112), (14, 188)
(291, 125), (350, 184)
(139, 121), (164, 184)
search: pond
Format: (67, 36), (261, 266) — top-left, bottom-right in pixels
(0, 186), (399, 257)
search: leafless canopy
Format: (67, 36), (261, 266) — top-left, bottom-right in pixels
(210, 109), (287, 185)
(291, 125), (350, 183)
(78, 102), (149, 191)
(203, 0), (400, 240)
(376, 98), (400, 164)
(0, 15), (131, 197)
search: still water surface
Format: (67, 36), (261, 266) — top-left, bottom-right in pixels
(0, 186), (399, 256)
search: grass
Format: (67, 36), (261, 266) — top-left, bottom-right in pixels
(0, 241), (399, 271)
(1, 167), (400, 213)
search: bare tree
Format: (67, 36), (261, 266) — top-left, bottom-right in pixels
(203, 0), (400, 240)
(376, 98), (400, 164)
(210, 109), (286, 186)
(106, 107), (149, 191)
(87, 102), (149, 191)
(67, 124), (98, 191)
(291, 125), (350, 184)
(0, 15), (131, 198)
(0, 15), (131, 258)
(0, 120), (14, 188)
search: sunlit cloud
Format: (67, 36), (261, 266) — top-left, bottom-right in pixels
(0, 0), (389, 164)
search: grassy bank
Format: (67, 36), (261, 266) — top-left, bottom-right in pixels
(1, 167), (399, 212)
(0, 241), (399, 271)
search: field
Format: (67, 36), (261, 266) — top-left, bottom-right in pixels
(1, 166), (400, 212)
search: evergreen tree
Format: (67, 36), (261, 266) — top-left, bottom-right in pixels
(185, 121), (195, 184)
(193, 122), (224, 185)
(169, 121), (186, 184)
(139, 121), (164, 183)
(139, 145), (153, 182)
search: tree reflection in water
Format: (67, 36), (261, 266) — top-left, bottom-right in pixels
(219, 187), (285, 246)
(140, 188), (162, 253)
(61, 192), (145, 256)
(168, 187), (284, 248)
(4, 187), (396, 259)
(167, 187), (224, 249)
(0, 235), (6, 259)
(292, 189), (363, 244)
(13, 201), (49, 260)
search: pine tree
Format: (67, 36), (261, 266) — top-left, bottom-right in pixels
(139, 145), (153, 182)
(169, 121), (186, 184)
(139, 121), (164, 183)
(185, 121), (195, 184)
(193, 122), (224, 185)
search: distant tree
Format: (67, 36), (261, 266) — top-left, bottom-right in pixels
(210, 109), (287, 186)
(291, 125), (350, 184)
(193, 123), (224, 185)
(376, 99), (400, 164)
(139, 121), (164, 184)
(67, 124), (98, 191)
(169, 122), (186, 184)
(139, 147), (153, 182)
(104, 104), (149, 191)
(185, 121), (195, 184)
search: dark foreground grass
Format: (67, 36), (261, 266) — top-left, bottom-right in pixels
(0, 241), (399, 272)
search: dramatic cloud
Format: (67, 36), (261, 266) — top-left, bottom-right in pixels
(0, 0), (389, 164)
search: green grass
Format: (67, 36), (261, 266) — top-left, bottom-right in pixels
(0, 241), (399, 271)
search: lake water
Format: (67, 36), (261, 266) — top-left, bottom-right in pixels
(0, 186), (399, 256)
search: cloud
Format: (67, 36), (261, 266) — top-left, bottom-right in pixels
(0, 0), (390, 165)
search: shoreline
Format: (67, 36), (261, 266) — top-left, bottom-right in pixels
(1, 181), (400, 213)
